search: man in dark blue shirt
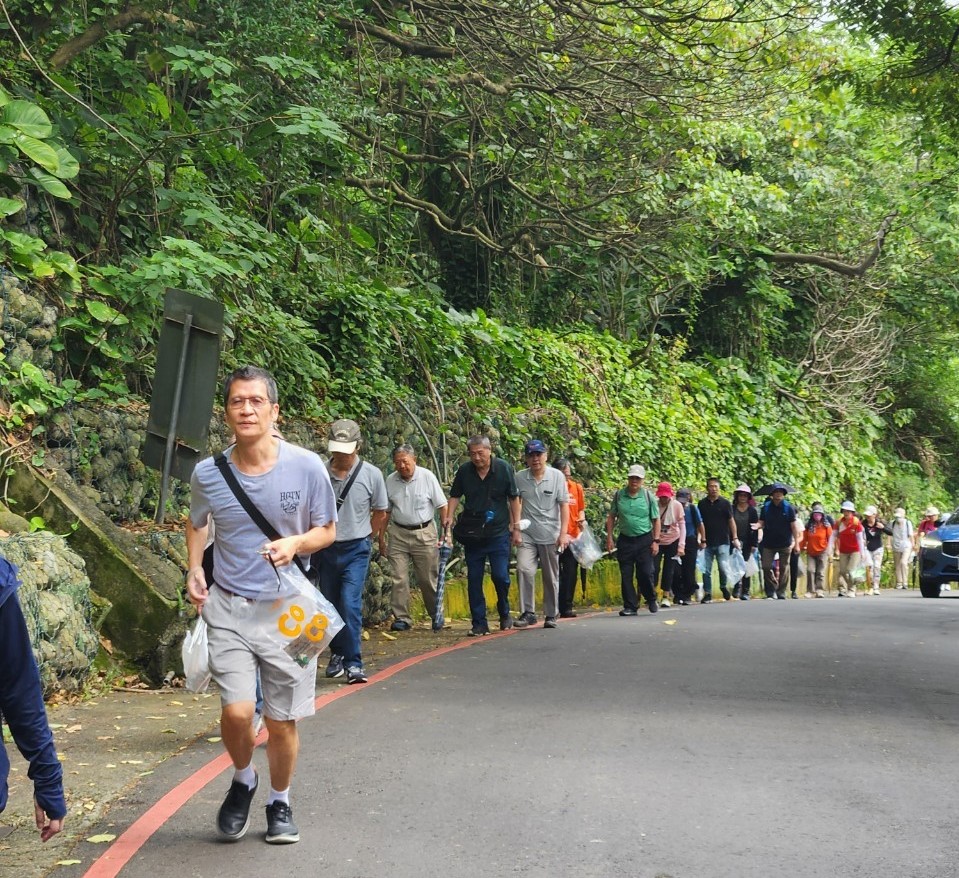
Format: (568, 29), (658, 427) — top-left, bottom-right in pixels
(444, 436), (521, 636)
(1, 554), (66, 842)
(757, 483), (799, 599)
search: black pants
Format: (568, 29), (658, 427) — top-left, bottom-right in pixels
(677, 538), (699, 602)
(654, 540), (680, 597)
(617, 532), (656, 611)
(558, 546), (579, 615)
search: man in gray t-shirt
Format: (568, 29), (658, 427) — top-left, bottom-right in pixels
(186, 366), (336, 846)
(513, 439), (569, 628)
(311, 419), (388, 685)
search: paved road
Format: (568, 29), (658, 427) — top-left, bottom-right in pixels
(84, 592), (959, 878)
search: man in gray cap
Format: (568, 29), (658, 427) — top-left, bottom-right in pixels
(606, 464), (661, 615)
(312, 419), (388, 684)
(513, 439), (570, 628)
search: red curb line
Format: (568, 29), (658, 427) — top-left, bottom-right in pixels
(79, 630), (513, 878)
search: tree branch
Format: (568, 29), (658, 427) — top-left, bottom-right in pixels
(333, 15), (455, 58)
(764, 212), (898, 278)
(49, 6), (198, 70)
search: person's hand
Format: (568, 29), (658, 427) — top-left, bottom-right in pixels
(34, 800), (64, 842)
(678, 546), (685, 557)
(651, 541), (659, 557)
(378, 538), (388, 558)
(185, 566), (209, 609)
(606, 536), (615, 553)
(262, 536), (302, 567)
(557, 533), (571, 551)
(511, 528), (523, 547)
(732, 538), (742, 549)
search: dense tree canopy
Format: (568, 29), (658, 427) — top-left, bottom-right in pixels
(1, 0), (958, 506)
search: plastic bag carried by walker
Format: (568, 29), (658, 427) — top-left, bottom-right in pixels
(261, 563), (345, 668)
(727, 547), (747, 582)
(696, 549), (711, 576)
(743, 551), (759, 579)
(182, 617), (212, 694)
(569, 522), (603, 569)
(849, 564), (868, 584)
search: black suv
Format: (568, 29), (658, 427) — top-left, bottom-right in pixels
(918, 509), (959, 597)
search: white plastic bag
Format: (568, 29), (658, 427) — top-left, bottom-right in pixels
(570, 522), (603, 570)
(727, 547), (747, 581)
(261, 564), (345, 668)
(744, 551), (759, 578)
(182, 617), (211, 694)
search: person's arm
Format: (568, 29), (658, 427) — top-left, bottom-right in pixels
(264, 521), (337, 567)
(728, 505), (741, 549)
(185, 516), (210, 609)
(558, 501), (571, 549)
(650, 500), (661, 556)
(509, 495), (523, 546)
(0, 591), (66, 840)
(378, 510), (390, 557)
(676, 502), (687, 555)
(443, 496), (459, 530)
(606, 511), (616, 552)
(370, 509), (389, 546)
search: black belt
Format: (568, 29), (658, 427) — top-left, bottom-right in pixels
(393, 520), (434, 531)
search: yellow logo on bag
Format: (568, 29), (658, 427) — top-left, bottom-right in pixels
(278, 603), (330, 642)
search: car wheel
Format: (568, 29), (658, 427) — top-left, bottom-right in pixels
(919, 576), (941, 598)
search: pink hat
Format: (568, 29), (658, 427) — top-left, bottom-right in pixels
(734, 483), (752, 495)
(655, 481), (674, 498)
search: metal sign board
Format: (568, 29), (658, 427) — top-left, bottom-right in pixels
(142, 289), (224, 517)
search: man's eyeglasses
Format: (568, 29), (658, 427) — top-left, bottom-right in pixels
(227, 396), (271, 410)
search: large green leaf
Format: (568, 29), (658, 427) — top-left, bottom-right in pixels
(15, 133), (59, 173)
(1, 101), (53, 139)
(0, 197), (24, 217)
(29, 168), (72, 200)
(54, 147), (80, 180)
(85, 300), (129, 326)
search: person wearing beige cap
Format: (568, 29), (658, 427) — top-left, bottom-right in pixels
(312, 418), (389, 685)
(890, 507), (914, 589)
(861, 505), (892, 595)
(606, 465), (661, 615)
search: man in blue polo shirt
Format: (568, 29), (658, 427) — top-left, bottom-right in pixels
(757, 483), (798, 599)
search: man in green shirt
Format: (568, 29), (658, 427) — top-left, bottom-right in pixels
(606, 464), (661, 615)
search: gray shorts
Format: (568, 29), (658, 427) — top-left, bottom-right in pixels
(202, 585), (317, 721)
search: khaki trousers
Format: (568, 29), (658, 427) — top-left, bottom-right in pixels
(516, 539), (560, 618)
(387, 521), (439, 622)
(837, 551), (861, 595)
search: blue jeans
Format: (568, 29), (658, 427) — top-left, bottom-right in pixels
(702, 544), (730, 597)
(464, 532), (512, 629)
(315, 537), (372, 668)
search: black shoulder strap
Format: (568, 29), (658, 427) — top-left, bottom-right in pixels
(214, 453), (310, 578)
(335, 458), (364, 512)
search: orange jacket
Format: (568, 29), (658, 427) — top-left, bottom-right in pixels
(566, 478), (586, 538)
(801, 522), (833, 556)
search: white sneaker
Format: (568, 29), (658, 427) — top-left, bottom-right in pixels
(872, 587), (880, 595)
(660, 598), (671, 608)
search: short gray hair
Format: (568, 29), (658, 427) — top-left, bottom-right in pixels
(466, 435), (491, 450)
(392, 444), (416, 458)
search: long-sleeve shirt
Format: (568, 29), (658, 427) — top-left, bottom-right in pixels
(0, 558), (66, 820)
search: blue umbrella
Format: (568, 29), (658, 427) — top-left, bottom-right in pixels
(433, 530), (453, 631)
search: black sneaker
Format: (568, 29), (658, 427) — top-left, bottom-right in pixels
(467, 624), (490, 637)
(345, 665), (368, 684)
(543, 617), (558, 628)
(513, 615), (530, 628)
(559, 611), (578, 618)
(217, 773), (258, 840)
(264, 801), (299, 844)
(618, 609), (638, 616)
(325, 653), (344, 679)
(390, 619), (411, 631)
(648, 601), (659, 614)
(499, 616), (514, 630)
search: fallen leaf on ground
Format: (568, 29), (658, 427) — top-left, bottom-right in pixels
(381, 632), (397, 641)
(121, 760), (144, 765)
(86, 833), (116, 844)
(663, 619), (677, 626)
(57, 860), (83, 866)
(207, 736), (222, 743)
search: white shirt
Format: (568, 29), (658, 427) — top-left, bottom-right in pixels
(385, 465), (447, 526)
